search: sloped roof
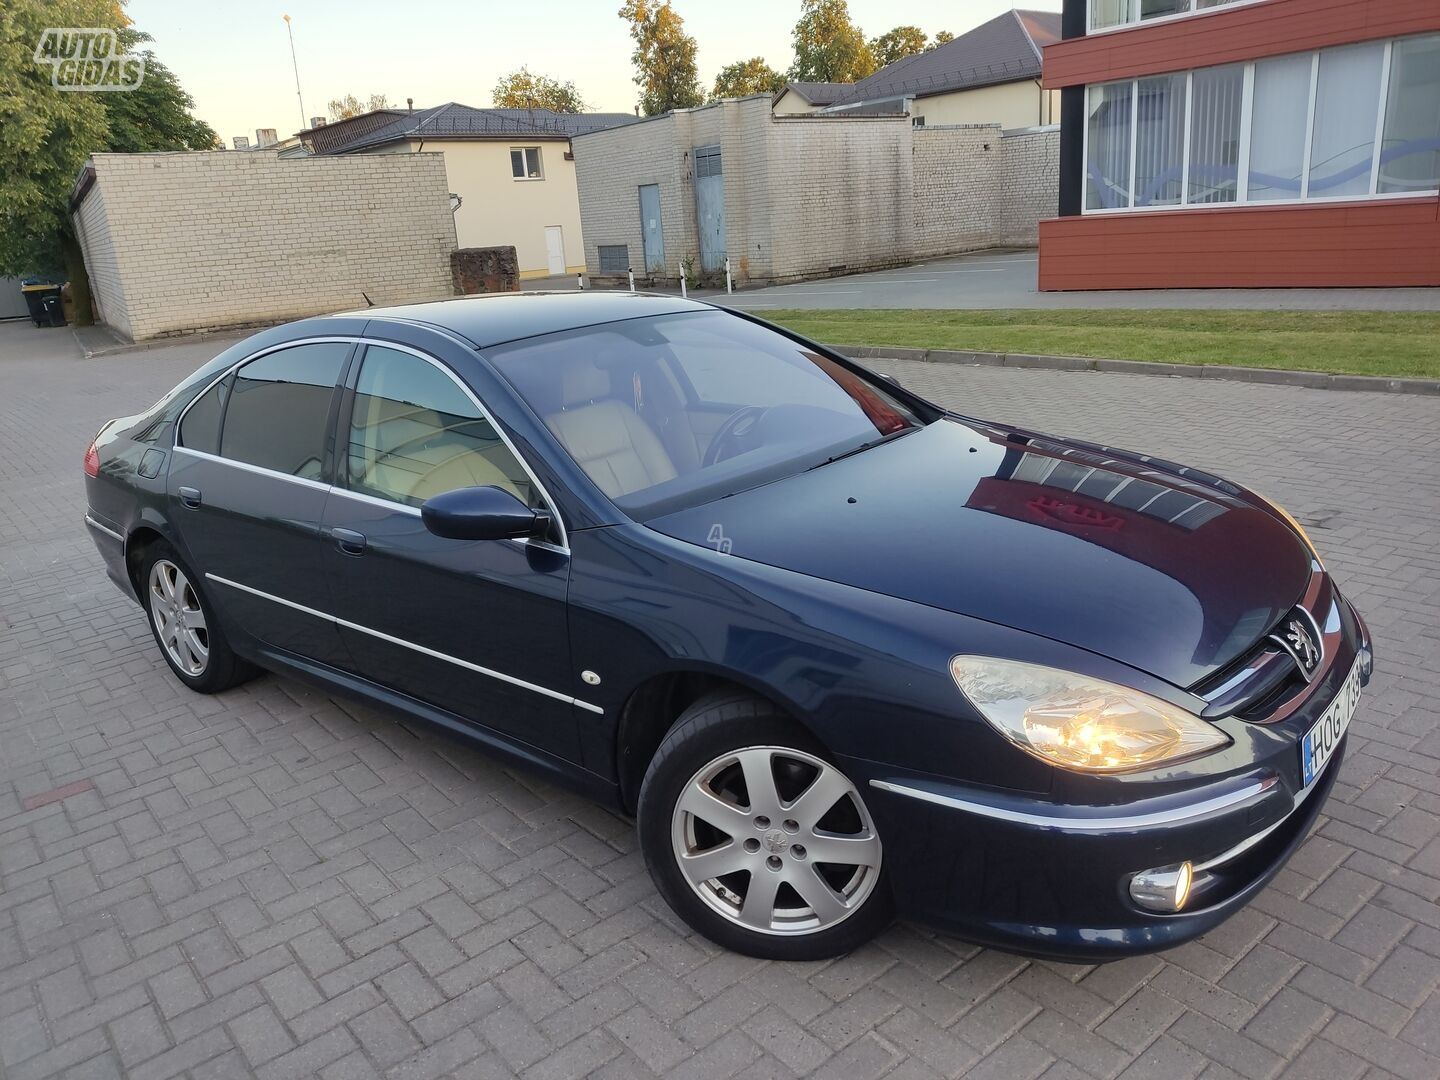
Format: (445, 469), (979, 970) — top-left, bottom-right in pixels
(779, 82), (850, 107)
(827, 9), (1061, 109)
(312, 103), (637, 154)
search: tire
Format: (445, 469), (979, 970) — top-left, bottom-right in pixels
(139, 541), (256, 694)
(638, 691), (893, 960)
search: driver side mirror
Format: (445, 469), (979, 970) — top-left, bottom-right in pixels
(421, 485), (551, 542)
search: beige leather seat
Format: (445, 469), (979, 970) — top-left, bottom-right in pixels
(546, 365), (677, 499)
(350, 397), (530, 506)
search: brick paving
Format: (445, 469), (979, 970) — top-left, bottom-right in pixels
(1, 318), (1438, 1080)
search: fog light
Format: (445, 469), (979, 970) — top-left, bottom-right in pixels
(1129, 861), (1193, 913)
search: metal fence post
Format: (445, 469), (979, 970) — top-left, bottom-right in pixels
(576, 273), (584, 291)
(680, 262), (687, 299)
(627, 268), (635, 293)
(724, 256), (732, 294)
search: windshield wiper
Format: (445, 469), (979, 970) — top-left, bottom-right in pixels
(806, 426), (915, 472)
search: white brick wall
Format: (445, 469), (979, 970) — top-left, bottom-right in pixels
(573, 103), (1058, 286)
(72, 150), (458, 341)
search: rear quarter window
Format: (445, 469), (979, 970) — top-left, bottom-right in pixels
(177, 375), (231, 455)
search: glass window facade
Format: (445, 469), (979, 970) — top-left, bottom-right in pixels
(1089, 0), (1243, 32)
(1083, 33), (1440, 212)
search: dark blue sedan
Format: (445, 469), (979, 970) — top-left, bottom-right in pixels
(83, 294), (1372, 960)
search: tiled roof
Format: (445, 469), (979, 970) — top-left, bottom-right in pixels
(827, 9), (1061, 109)
(312, 103), (637, 154)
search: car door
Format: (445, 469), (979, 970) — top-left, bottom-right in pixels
(168, 339), (353, 665)
(318, 341), (582, 761)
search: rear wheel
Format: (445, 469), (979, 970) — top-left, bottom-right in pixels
(140, 542), (256, 693)
(638, 692), (892, 959)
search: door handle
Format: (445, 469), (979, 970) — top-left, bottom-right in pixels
(332, 527), (367, 556)
(178, 486), (202, 509)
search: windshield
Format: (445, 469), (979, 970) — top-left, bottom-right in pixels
(487, 310), (925, 516)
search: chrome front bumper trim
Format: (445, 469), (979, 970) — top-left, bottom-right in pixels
(869, 773), (1280, 833)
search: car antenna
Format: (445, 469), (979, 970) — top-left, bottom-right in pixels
(361, 291), (375, 307)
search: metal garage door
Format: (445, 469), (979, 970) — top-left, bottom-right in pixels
(693, 145), (724, 273)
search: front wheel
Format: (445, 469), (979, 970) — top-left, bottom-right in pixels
(140, 542), (256, 693)
(638, 693), (893, 960)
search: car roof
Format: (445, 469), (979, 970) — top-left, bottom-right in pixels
(332, 292), (714, 349)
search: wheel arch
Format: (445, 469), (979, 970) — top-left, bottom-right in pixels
(614, 667), (822, 814)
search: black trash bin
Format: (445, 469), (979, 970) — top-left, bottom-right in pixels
(21, 283), (66, 328)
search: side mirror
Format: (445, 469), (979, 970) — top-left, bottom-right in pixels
(421, 485), (551, 542)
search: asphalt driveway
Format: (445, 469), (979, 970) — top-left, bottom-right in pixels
(1, 318), (1438, 1079)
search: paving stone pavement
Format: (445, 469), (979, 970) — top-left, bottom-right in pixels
(1, 319), (1438, 1080)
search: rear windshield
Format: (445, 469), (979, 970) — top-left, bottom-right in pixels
(487, 310), (924, 516)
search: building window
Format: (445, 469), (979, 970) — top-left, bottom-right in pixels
(1089, 0), (1246, 33)
(1082, 32), (1440, 213)
(1380, 35), (1440, 194)
(1085, 82), (1133, 210)
(597, 245), (629, 272)
(510, 147), (542, 180)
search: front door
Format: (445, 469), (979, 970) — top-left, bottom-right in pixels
(319, 342), (580, 761)
(639, 184), (665, 273)
(694, 145), (724, 272)
(169, 340), (352, 665)
(544, 226), (566, 276)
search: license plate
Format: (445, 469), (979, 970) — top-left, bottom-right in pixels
(1300, 659), (1362, 788)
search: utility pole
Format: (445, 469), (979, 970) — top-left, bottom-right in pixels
(283, 15), (306, 131)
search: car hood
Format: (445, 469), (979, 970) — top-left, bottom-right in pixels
(646, 418), (1312, 689)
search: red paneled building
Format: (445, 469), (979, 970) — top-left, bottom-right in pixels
(1037, 0), (1440, 290)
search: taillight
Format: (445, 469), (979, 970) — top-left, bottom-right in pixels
(83, 439), (100, 478)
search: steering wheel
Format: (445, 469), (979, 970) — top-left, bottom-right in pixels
(703, 405), (770, 467)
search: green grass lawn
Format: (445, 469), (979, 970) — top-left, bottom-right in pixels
(759, 309), (1440, 379)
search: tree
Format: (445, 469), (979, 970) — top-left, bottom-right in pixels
(928, 30), (955, 50)
(788, 0), (876, 84)
(492, 68), (588, 112)
(619, 1), (704, 116)
(328, 93), (389, 121)
(2, 0), (215, 323)
(103, 33), (219, 152)
(868, 26), (927, 69)
(710, 57), (785, 100)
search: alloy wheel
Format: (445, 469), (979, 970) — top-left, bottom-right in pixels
(148, 559), (209, 677)
(670, 746), (882, 936)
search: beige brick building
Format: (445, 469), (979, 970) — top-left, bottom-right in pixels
(573, 96), (1057, 287)
(71, 150), (458, 341)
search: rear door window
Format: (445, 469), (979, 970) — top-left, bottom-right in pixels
(218, 343), (349, 479)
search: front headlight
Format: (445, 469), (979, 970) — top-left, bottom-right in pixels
(950, 657), (1229, 774)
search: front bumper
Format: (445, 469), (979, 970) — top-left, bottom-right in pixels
(850, 597), (1372, 961)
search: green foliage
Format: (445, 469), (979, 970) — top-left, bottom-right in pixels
(711, 57), (785, 101)
(493, 68), (589, 112)
(328, 93), (389, 121)
(788, 0), (876, 84)
(0, 0), (122, 276)
(103, 31), (218, 151)
(869, 26), (927, 69)
(929, 30), (955, 49)
(619, 1), (704, 116)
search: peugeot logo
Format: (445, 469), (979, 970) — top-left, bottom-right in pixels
(1271, 611), (1322, 680)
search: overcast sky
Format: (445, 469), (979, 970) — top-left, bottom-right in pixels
(122, 1), (1061, 143)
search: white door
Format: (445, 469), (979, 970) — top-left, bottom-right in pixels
(544, 226), (565, 276)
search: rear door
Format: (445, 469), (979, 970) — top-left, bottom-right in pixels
(169, 340), (352, 664)
(318, 341), (582, 762)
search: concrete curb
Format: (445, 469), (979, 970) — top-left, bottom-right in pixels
(829, 345), (1440, 396)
